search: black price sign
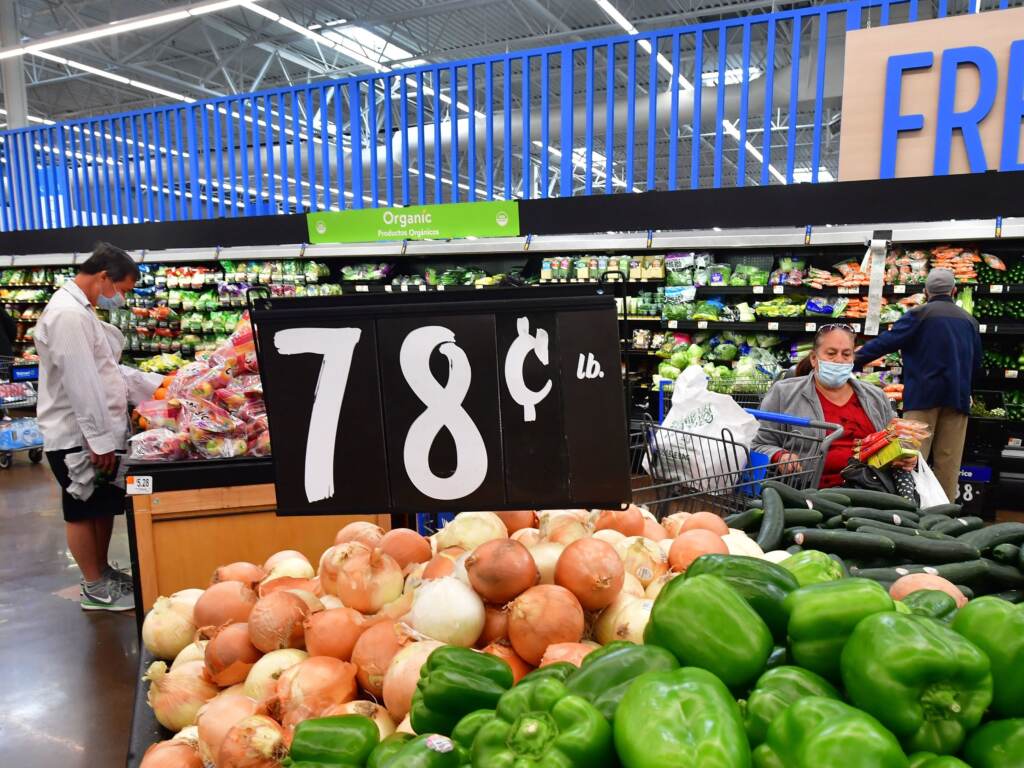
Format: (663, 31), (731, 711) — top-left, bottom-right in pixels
(251, 287), (631, 515)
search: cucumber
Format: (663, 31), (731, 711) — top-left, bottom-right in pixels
(725, 508), (764, 531)
(918, 514), (951, 531)
(855, 526), (981, 564)
(992, 543), (1021, 565)
(803, 495), (847, 517)
(757, 487), (785, 552)
(919, 503), (961, 517)
(849, 560), (989, 585)
(960, 522), (1024, 552)
(762, 480), (809, 508)
(932, 517), (984, 536)
(786, 545), (803, 555)
(845, 518), (920, 537)
(783, 508), (824, 527)
(825, 515), (847, 529)
(1019, 545), (1024, 572)
(787, 529), (896, 558)
(982, 559), (1024, 588)
(834, 488), (918, 512)
(991, 589), (1024, 604)
(815, 491), (852, 506)
(841, 507), (916, 527)
(956, 584), (975, 600)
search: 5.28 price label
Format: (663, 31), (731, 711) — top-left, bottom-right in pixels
(254, 291), (631, 516)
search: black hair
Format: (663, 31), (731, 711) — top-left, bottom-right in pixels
(78, 242), (140, 282)
(793, 324), (857, 377)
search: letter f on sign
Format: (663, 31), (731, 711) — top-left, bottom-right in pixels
(880, 52), (933, 179)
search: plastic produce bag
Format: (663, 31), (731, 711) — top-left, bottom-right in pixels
(129, 429), (192, 461)
(649, 366), (760, 492)
(912, 459), (948, 507)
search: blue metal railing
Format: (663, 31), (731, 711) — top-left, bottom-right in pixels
(0, 0), (1014, 232)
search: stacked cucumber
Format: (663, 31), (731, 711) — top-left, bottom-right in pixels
(727, 480), (1024, 601)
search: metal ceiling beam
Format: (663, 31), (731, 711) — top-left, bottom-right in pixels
(331, 0), (509, 29)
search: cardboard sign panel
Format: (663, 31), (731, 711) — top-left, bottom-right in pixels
(838, 7), (1024, 181)
(253, 288), (631, 515)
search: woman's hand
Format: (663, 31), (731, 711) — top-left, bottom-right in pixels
(774, 451), (803, 474)
(891, 454), (918, 471)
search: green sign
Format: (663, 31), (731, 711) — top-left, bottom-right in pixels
(307, 200), (520, 244)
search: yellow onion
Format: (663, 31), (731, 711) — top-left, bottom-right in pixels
(329, 543), (404, 614)
(383, 640), (444, 721)
(196, 693), (258, 766)
(144, 660), (218, 732)
(243, 648), (307, 701)
(217, 715), (288, 768)
(324, 700), (395, 741)
(435, 512), (508, 551)
(143, 596), (197, 660)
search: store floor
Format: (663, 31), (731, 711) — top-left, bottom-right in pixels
(0, 459), (137, 768)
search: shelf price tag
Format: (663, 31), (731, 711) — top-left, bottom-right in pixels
(979, 324), (988, 334)
(767, 321), (780, 330)
(252, 292), (631, 515)
(894, 285), (906, 294)
(773, 285), (784, 295)
(805, 322), (817, 332)
(355, 285), (369, 293)
(1007, 370), (1019, 379)
(667, 320), (678, 329)
(127, 476), (153, 496)
(852, 323), (862, 332)
(697, 321), (708, 329)
(991, 285), (1004, 294)
(753, 286), (765, 294)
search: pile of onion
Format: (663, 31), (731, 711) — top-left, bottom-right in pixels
(482, 640), (532, 683)
(261, 550), (315, 585)
(270, 656), (359, 729)
(539, 641), (598, 668)
(476, 606), (509, 648)
(304, 607), (369, 661)
(435, 512), (508, 551)
(409, 576), (485, 646)
(594, 594), (654, 644)
(466, 539), (539, 604)
(615, 536), (669, 587)
(218, 715), (288, 768)
(248, 591), (310, 652)
(382, 640), (444, 720)
(508, 585), (584, 666)
(211, 562), (265, 589)
(243, 648), (308, 701)
(324, 700), (396, 740)
(336, 521), (386, 548)
(193, 581), (258, 629)
(379, 528), (432, 571)
(661, 512), (692, 538)
(143, 596), (197, 660)
(204, 622), (262, 686)
(554, 538), (624, 611)
(668, 529), (728, 572)
(171, 640), (208, 671)
(329, 543), (404, 614)
(494, 510), (537, 533)
(145, 660), (218, 732)
(592, 507), (644, 537)
(352, 621), (405, 698)
(196, 693), (258, 765)
(140, 739), (203, 768)
(528, 541), (565, 585)
(510, 528), (542, 548)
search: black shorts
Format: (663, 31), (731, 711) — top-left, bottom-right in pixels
(45, 448), (126, 523)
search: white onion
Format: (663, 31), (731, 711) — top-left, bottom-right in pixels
(287, 589), (325, 613)
(435, 512), (508, 551)
(592, 529), (626, 546)
(644, 572), (679, 600)
(452, 552), (471, 586)
(621, 573), (645, 597)
(171, 640), (208, 671)
(143, 597), (197, 660)
(319, 595), (344, 610)
(594, 595), (653, 644)
(330, 701), (396, 740)
(172, 725), (199, 744)
(409, 577), (485, 646)
(403, 563), (428, 595)
(528, 541), (565, 585)
(722, 531), (765, 558)
(614, 536), (669, 587)
(169, 589), (206, 624)
(383, 640), (444, 721)
(657, 538), (673, 559)
(144, 661), (218, 732)
(261, 557), (315, 584)
(243, 648), (308, 701)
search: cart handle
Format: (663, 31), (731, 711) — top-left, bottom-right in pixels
(744, 409), (839, 432)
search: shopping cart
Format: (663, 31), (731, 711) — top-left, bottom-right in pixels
(0, 355), (43, 469)
(630, 409), (843, 516)
(657, 376), (776, 420)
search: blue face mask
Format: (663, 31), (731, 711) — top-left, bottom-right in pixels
(97, 289), (125, 310)
(817, 360), (854, 388)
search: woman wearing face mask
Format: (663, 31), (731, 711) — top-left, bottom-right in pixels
(752, 324), (916, 489)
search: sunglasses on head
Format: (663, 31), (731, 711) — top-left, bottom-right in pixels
(817, 323), (856, 335)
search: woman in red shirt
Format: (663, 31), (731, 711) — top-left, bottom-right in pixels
(753, 325), (917, 488)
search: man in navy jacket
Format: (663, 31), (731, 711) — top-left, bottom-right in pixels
(855, 268), (982, 501)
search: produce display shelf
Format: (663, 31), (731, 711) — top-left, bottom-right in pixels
(0, 284), (55, 289)
(622, 315), (663, 322)
(126, 650), (166, 768)
(124, 456), (274, 493)
(664, 283), (1024, 297)
(1, 301), (48, 306)
(539, 278), (665, 284)
(663, 319), (866, 333)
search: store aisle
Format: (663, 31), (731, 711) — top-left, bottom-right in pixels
(0, 460), (137, 768)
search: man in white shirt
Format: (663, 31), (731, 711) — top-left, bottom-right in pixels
(36, 243), (159, 611)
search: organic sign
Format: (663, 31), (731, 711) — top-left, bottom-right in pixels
(252, 288), (631, 515)
(306, 200), (520, 243)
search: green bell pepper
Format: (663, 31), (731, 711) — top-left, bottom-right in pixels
(740, 665), (840, 747)
(779, 550), (844, 587)
(645, 574), (773, 689)
(684, 554), (799, 642)
(613, 667), (750, 768)
(841, 612), (993, 755)
(386, 734), (467, 768)
(962, 719), (1024, 768)
(901, 590), (959, 624)
(784, 577), (894, 682)
(410, 646), (513, 736)
(450, 710), (493, 753)
(367, 733), (415, 768)
(469, 677), (612, 767)
(907, 753), (971, 768)
(283, 715), (380, 767)
(566, 641), (678, 720)
(752, 697), (908, 768)
(951, 596), (1024, 717)
(518, 662), (576, 686)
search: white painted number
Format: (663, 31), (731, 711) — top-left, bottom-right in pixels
(401, 326), (489, 500)
(960, 483), (974, 503)
(275, 328), (362, 503)
(504, 317), (552, 422)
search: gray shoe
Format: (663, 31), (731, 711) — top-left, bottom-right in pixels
(105, 561), (134, 589)
(81, 576), (135, 612)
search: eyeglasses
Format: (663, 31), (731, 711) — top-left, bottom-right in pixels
(817, 323), (856, 335)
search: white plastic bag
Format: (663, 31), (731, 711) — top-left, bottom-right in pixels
(649, 366), (760, 491)
(912, 458), (949, 508)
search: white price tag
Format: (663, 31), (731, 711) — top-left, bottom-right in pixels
(805, 322), (817, 332)
(753, 286), (765, 294)
(667, 320), (678, 329)
(894, 285), (906, 294)
(475, 284), (484, 290)
(1007, 369), (1019, 379)
(385, 285), (393, 292)
(437, 285), (446, 291)
(400, 284), (409, 292)
(767, 321), (779, 330)
(852, 323), (862, 332)
(773, 285), (784, 295)
(697, 321), (708, 329)
(127, 475), (153, 496)
(991, 285), (1004, 294)
(979, 324), (987, 334)
(418, 285), (427, 292)
(355, 285), (369, 293)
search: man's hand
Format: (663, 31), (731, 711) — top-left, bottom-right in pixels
(775, 451), (803, 474)
(90, 450), (117, 474)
